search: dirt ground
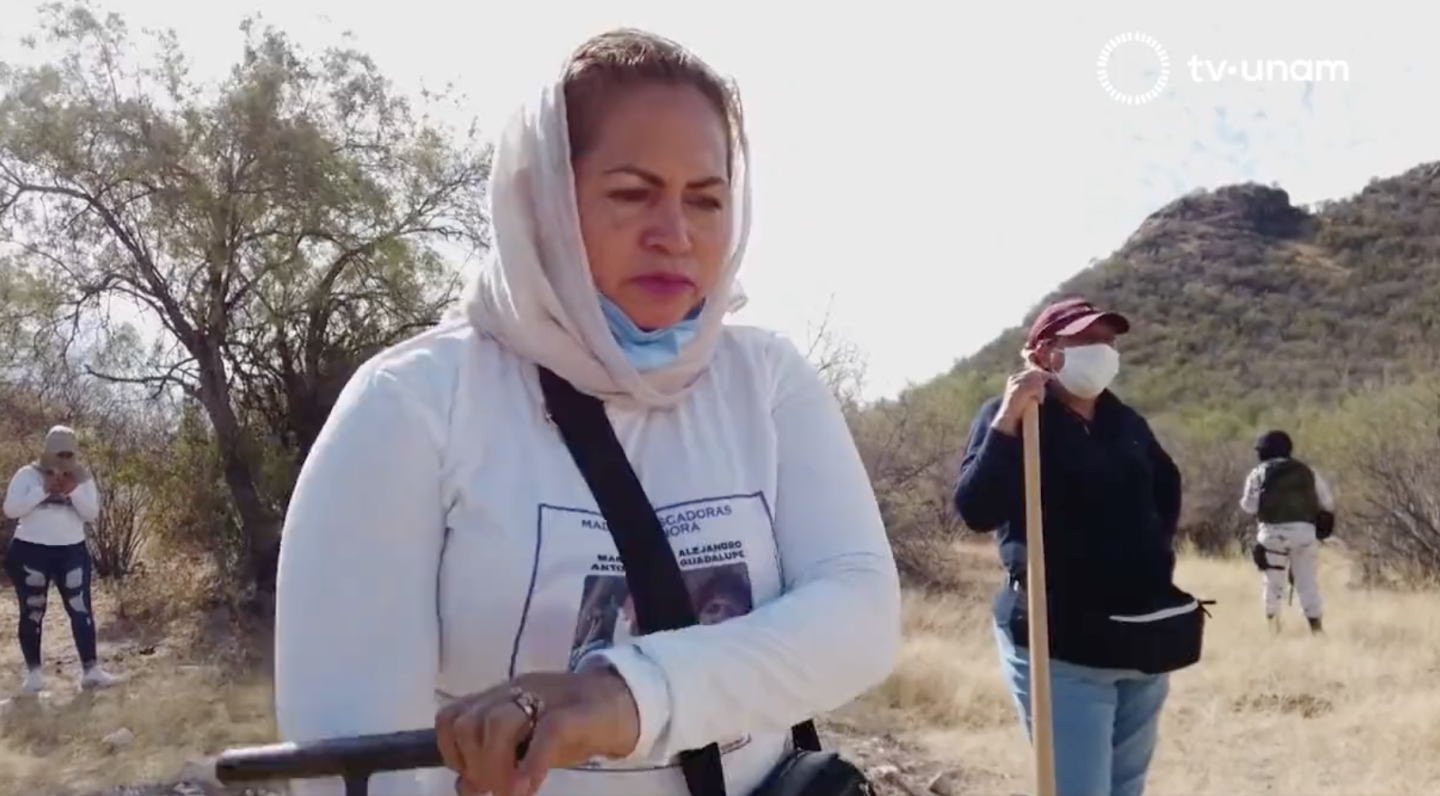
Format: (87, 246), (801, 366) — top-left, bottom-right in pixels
(3, 541), (1439, 796)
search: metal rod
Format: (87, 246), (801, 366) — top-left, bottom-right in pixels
(215, 728), (443, 785)
(343, 772), (369, 796)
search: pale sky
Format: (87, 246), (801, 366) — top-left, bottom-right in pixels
(2, 1), (1433, 399)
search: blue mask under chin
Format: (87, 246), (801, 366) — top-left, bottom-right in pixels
(598, 294), (704, 372)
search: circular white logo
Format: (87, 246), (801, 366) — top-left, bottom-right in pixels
(1096, 32), (1170, 105)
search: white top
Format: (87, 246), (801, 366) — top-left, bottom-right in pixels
(3, 464), (100, 546)
(273, 320), (901, 796)
(1239, 460), (1336, 543)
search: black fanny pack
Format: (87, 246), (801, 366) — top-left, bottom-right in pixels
(1008, 576), (1212, 675)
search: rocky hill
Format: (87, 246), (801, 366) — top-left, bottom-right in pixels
(946, 161), (1440, 417)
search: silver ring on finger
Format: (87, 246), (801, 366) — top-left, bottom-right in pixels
(508, 686), (544, 729)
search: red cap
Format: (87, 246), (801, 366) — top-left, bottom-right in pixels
(1025, 297), (1131, 349)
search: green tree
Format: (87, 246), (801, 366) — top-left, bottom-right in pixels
(0, 1), (492, 588)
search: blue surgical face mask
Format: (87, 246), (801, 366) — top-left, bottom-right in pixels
(597, 294), (704, 372)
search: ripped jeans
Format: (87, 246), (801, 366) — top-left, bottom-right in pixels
(3, 538), (97, 670)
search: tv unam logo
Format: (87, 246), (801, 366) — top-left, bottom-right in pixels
(1096, 32), (1170, 105)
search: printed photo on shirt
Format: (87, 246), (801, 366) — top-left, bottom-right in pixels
(567, 561), (754, 672)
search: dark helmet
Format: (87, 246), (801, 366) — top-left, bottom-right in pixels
(1255, 430), (1294, 461)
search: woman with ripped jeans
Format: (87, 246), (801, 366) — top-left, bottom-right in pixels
(3, 426), (120, 693)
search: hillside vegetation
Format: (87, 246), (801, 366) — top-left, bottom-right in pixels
(853, 163), (1440, 586)
(952, 164), (1440, 414)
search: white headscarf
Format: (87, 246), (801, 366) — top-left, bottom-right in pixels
(464, 71), (753, 410)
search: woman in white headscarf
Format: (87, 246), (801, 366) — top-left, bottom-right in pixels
(273, 28), (900, 796)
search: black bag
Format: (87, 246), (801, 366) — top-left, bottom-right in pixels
(1251, 542), (1286, 572)
(538, 367), (873, 796)
(1315, 510), (1336, 541)
(1010, 580), (1211, 676)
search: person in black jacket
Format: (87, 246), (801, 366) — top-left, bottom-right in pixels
(953, 298), (1200, 796)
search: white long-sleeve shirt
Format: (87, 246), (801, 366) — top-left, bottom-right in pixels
(1240, 460), (1335, 543)
(273, 320), (901, 796)
(4, 464), (100, 546)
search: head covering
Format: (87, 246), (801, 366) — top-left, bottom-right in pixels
(464, 70), (753, 410)
(40, 425), (78, 469)
(1255, 429), (1294, 461)
(1025, 297), (1131, 350)
(38, 425), (90, 482)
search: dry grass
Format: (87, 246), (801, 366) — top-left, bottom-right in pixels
(0, 557), (276, 796)
(3, 540), (1440, 795)
(841, 540), (1440, 795)
(0, 663), (274, 795)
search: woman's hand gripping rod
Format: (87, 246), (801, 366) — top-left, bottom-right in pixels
(215, 729), (529, 796)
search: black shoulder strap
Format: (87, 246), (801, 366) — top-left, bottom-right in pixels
(1258, 458), (1289, 489)
(537, 367), (820, 796)
(1261, 458), (1314, 489)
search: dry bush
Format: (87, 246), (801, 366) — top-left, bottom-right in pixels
(850, 382), (978, 587)
(802, 300), (869, 413)
(153, 404), (250, 588)
(802, 315), (991, 588)
(1343, 439), (1440, 585)
(1314, 380), (1440, 586)
(87, 474), (147, 579)
(1167, 433), (1255, 556)
(101, 551), (224, 632)
(83, 421), (169, 580)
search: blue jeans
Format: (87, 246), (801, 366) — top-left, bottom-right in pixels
(4, 538), (98, 669)
(993, 621), (1168, 796)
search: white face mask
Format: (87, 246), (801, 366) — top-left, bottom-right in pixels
(1055, 343), (1120, 398)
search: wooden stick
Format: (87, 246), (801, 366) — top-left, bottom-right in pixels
(1022, 404), (1057, 796)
